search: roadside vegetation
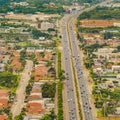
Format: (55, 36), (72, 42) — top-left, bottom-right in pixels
(78, 7), (120, 20)
(57, 50), (65, 80)
(40, 110), (56, 120)
(57, 81), (63, 120)
(25, 78), (34, 96)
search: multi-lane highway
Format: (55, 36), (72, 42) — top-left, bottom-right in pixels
(61, 1), (113, 120)
(61, 14), (94, 120)
(68, 17), (94, 120)
(61, 16), (78, 120)
(61, 8), (95, 119)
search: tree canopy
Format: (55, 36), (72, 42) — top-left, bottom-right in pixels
(0, 72), (18, 88)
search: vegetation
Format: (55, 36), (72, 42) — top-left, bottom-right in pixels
(15, 108), (26, 120)
(0, 0), (65, 14)
(32, 29), (51, 39)
(20, 49), (26, 67)
(78, 7), (120, 20)
(25, 78), (34, 95)
(40, 110), (56, 120)
(0, 0), (103, 14)
(41, 82), (56, 98)
(57, 81), (63, 120)
(78, 26), (120, 34)
(0, 72), (19, 88)
(57, 50), (65, 80)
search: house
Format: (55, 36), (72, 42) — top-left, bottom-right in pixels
(39, 37), (45, 40)
(117, 74), (120, 79)
(112, 65), (120, 73)
(0, 99), (9, 109)
(26, 102), (45, 114)
(44, 98), (54, 109)
(94, 48), (115, 59)
(14, 2), (29, 6)
(0, 90), (9, 99)
(24, 115), (42, 120)
(0, 115), (7, 120)
(28, 92), (42, 101)
(26, 47), (35, 54)
(40, 22), (55, 31)
(0, 63), (5, 72)
(93, 67), (103, 75)
(35, 51), (52, 62)
(115, 107), (120, 115)
(32, 82), (41, 91)
(11, 57), (22, 70)
(32, 65), (48, 81)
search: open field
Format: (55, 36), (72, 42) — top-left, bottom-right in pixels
(97, 117), (120, 120)
(80, 20), (120, 27)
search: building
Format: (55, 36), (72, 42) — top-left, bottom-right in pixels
(115, 107), (120, 115)
(0, 115), (7, 120)
(112, 65), (120, 73)
(0, 63), (5, 72)
(40, 22), (55, 30)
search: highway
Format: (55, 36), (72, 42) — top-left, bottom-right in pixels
(61, 14), (93, 120)
(61, 15), (78, 120)
(68, 17), (94, 120)
(61, 1), (113, 120)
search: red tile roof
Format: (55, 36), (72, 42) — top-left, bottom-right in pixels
(0, 115), (7, 120)
(0, 90), (9, 98)
(32, 66), (48, 81)
(28, 95), (41, 100)
(36, 52), (52, 61)
(0, 99), (9, 109)
(31, 90), (41, 93)
(11, 57), (22, 70)
(26, 102), (45, 114)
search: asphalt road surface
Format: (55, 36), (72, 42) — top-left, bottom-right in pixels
(61, 1), (113, 120)
(61, 15), (78, 120)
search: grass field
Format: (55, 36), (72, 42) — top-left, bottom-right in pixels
(18, 42), (27, 47)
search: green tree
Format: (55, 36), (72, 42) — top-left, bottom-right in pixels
(41, 82), (56, 98)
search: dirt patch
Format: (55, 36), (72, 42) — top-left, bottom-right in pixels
(80, 20), (120, 27)
(32, 65), (48, 81)
(36, 52), (52, 61)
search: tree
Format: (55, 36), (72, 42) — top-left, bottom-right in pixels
(40, 110), (56, 120)
(0, 72), (18, 88)
(40, 114), (52, 120)
(40, 52), (45, 58)
(104, 32), (113, 39)
(41, 82), (56, 98)
(15, 114), (23, 120)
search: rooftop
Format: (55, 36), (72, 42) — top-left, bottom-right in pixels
(26, 102), (45, 114)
